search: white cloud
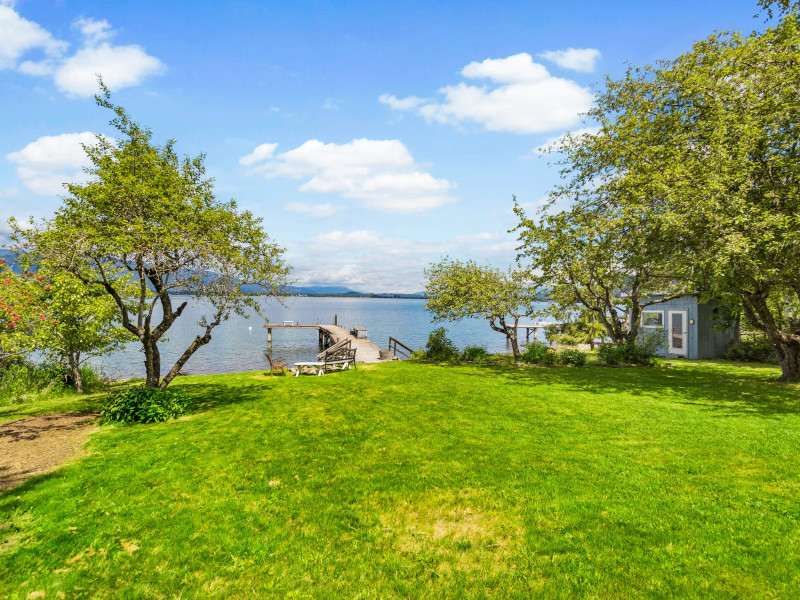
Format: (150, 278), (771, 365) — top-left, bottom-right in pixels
(73, 17), (113, 44)
(381, 53), (593, 135)
(1, 5), (164, 97)
(284, 202), (341, 218)
(53, 40), (165, 97)
(0, 4), (68, 70)
(284, 228), (521, 293)
(378, 94), (427, 111)
(6, 132), (108, 195)
(288, 229), (442, 292)
(239, 143), (278, 166)
(538, 48), (601, 73)
(241, 138), (457, 213)
(534, 126), (600, 155)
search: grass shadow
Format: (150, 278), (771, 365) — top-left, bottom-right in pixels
(448, 360), (800, 418)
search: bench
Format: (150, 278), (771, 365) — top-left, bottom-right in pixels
(295, 344), (357, 376)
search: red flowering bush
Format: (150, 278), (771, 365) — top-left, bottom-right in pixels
(0, 258), (52, 364)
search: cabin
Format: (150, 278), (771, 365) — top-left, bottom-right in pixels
(637, 295), (737, 359)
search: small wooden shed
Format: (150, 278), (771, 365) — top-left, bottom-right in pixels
(637, 295), (737, 359)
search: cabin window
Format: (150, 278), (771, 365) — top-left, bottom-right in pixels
(641, 311), (664, 327)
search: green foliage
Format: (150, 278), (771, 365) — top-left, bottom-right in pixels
(0, 361), (108, 406)
(409, 348), (427, 360)
(726, 339), (778, 364)
(528, 16), (800, 379)
(36, 269), (133, 392)
(13, 83), (291, 389)
(0, 258), (50, 366)
(521, 342), (587, 366)
(557, 348), (589, 366)
(425, 256), (543, 358)
(521, 341), (552, 364)
(598, 337), (662, 367)
(0, 361), (66, 405)
(460, 345), (489, 362)
(550, 308), (608, 348)
(423, 326), (459, 360)
(102, 386), (190, 424)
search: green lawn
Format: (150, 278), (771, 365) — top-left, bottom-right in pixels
(1, 360), (799, 599)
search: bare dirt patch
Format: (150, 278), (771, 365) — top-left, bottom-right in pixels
(0, 413), (98, 492)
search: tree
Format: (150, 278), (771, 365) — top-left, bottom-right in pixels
(14, 86), (291, 389)
(424, 257), (542, 359)
(0, 257), (50, 367)
(515, 197), (691, 344)
(37, 270), (133, 392)
(550, 307), (608, 350)
(534, 14), (800, 379)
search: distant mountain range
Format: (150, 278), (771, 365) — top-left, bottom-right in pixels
(0, 249), (425, 298)
(284, 285), (426, 299)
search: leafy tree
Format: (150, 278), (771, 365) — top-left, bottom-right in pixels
(515, 198), (691, 344)
(758, 0), (798, 18)
(536, 14), (800, 379)
(37, 270), (133, 392)
(14, 87), (291, 389)
(424, 257), (541, 359)
(0, 258), (50, 367)
(550, 307), (608, 350)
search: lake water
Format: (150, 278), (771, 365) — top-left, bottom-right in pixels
(96, 296), (549, 378)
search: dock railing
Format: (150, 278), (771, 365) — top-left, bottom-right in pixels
(388, 336), (414, 359)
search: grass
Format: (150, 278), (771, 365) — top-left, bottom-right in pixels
(1, 359), (799, 598)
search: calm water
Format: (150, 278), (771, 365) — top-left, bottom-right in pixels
(96, 296), (549, 378)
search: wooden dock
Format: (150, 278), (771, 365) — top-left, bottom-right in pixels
(265, 322), (385, 363)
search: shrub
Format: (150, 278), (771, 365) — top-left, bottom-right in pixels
(521, 341), (551, 364)
(557, 348), (588, 366)
(598, 340), (658, 366)
(725, 339), (777, 364)
(460, 346), (488, 362)
(0, 361), (68, 405)
(424, 327), (459, 360)
(102, 386), (191, 424)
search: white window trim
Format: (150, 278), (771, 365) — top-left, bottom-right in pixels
(641, 310), (664, 328)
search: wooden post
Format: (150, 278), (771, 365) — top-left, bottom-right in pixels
(267, 328), (272, 344)
(319, 328), (324, 347)
(334, 314), (338, 326)
(526, 327), (530, 344)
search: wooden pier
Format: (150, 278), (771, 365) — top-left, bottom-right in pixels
(515, 322), (564, 344)
(265, 322), (386, 363)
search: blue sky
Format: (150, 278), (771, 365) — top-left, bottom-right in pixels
(1, 0), (761, 292)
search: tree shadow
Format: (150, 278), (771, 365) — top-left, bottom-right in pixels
(172, 375), (287, 414)
(0, 412), (98, 443)
(451, 361), (800, 418)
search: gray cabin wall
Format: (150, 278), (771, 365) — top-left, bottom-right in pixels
(637, 296), (737, 359)
(639, 296), (698, 358)
(696, 301), (738, 358)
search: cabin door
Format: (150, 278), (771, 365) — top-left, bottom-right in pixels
(668, 311), (688, 356)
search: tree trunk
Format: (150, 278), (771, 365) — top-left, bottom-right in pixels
(159, 317), (221, 389)
(143, 338), (161, 388)
(503, 317), (521, 359)
(68, 351), (83, 393)
(774, 339), (800, 382)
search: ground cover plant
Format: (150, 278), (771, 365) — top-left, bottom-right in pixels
(1, 360), (798, 598)
(0, 361), (106, 407)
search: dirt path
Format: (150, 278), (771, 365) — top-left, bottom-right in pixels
(0, 413), (99, 493)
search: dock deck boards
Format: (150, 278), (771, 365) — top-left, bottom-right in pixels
(266, 323), (385, 363)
